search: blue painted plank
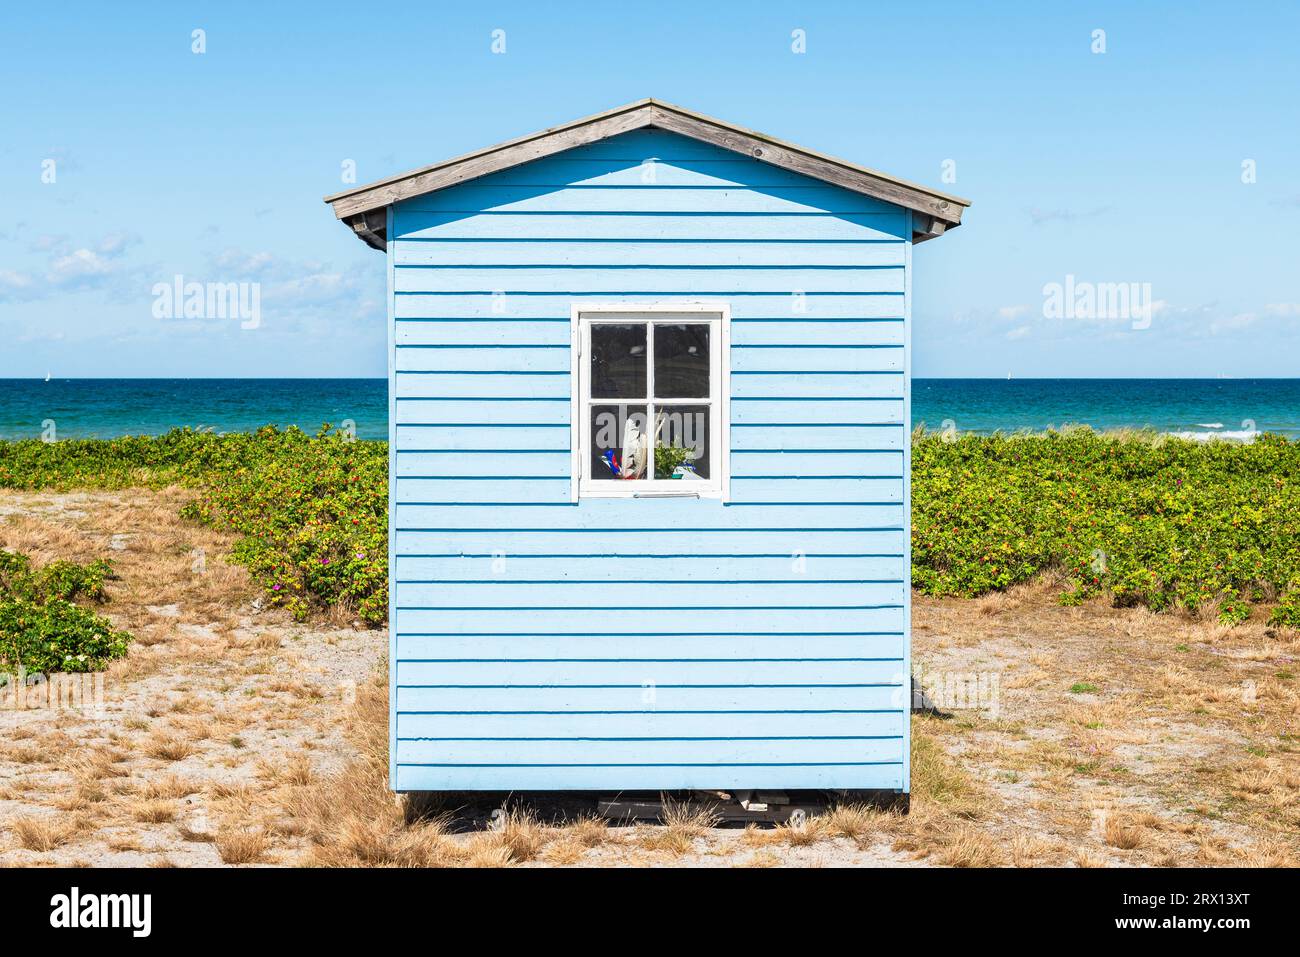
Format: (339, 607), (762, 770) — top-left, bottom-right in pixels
(394, 606), (905, 634)
(398, 185), (894, 216)
(729, 477), (903, 503)
(395, 737), (903, 765)
(397, 709), (905, 739)
(394, 425), (568, 451)
(395, 684), (904, 713)
(730, 451), (902, 477)
(394, 346), (569, 374)
(393, 554), (904, 581)
(392, 580), (904, 608)
(393, 501), (905, 529)
(395, 528), (906, 555)
(395, 373), (569, 399)
(395, 658), (904, 686)
(731, 372), (904, 399)
(394, 633), (904, 660)
(395, 398), (570, 425)
(392, 211), (909, 243)
(396, 320), (569, 347)
(394, 292), (903, 320)
(729, 425), (905, 452)
(393, 763), (903, 791)
(730, 345), (904, 373)
(393, 266), (905, 295)
(395, 478), (572, 503)
(393, 240), (905, 268)
(731, 398), (904, 425)
(731, 320), (905, 346)
(394, 451), (570, 477)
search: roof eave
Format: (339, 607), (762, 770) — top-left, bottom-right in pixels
(326, 99), (970, 249)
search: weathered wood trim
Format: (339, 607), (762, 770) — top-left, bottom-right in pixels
(326, 99), (970, 241)
(327, 104), (654, 220)
(910, 215), (948, 243)
(645, 105), (965, 228)
(348, 209), (388, 250)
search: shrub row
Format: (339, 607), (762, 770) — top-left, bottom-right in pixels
(3, 426), (1299, 629)
(912, 428), (1300, 626)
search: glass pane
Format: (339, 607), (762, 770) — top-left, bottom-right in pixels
(653, 404), (710, 480)
(590, 324), (647, 398)
(654, 324), (710, 398)
(590, 404), (650, 481)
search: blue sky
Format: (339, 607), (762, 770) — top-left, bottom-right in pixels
(1, 1), (1297, 378)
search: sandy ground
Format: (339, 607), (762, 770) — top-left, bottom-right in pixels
(0, 488), (1295, 867)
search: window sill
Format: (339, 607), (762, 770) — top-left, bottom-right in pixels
(578, 484), (723, 500)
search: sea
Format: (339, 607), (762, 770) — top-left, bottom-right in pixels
(0, 378), (1297, 442)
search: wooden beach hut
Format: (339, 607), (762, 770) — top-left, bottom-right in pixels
(324, 99), (970, 808)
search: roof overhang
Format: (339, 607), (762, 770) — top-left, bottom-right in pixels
(324, 98), (971, 251)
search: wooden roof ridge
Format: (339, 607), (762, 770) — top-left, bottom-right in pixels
(325, 98), (971, 249)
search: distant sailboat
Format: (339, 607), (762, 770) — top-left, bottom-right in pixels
(1006, 372), (1012, 380)
(44, 371), (51, 382)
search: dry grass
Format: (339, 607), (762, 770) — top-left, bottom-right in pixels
(214, 828), (268, 865)
(10, 815), (79, 852)
(634, 798), (720, 856)
(131, 800), (178, 824)
(142, 735), (195, 762)
(138, 775), (199, 801)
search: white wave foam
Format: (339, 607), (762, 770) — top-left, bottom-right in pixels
(1167, 429), (1259, 443)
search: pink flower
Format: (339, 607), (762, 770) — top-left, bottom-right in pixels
(273, 584), (282, 591)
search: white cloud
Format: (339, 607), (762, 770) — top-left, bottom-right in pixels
(998, 304), (1029, 320)
(1207, 311), (1258, 336)
(0, 269), (35, 292)
(47, 248), (115, 282)
(96, 232), (141, 258)
(1005, 325), (1031, 340)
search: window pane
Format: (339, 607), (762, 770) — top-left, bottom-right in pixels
(654, 324), (710, 398)
(653, 404), (710, 480)
(590, 404), (650, 481)
(590, 324), (647, 398)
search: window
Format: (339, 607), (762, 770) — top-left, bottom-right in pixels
(573, 306), (729, 499)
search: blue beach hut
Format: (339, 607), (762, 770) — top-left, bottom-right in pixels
(324, 99), (969, 808)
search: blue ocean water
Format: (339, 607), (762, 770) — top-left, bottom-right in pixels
(911, 378), (1300, 439)
(0, 379), (390, 441)
(0, 378), (1297, 441)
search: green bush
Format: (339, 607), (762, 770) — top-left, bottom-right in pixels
(179, 426), (387, 624)
(0, 550), (131, 673)
(5, 425), (1300, 630)
(0, 425), (389, 625)
(913, 427), (1300, 623)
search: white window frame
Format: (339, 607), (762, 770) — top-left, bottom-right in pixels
(571, 303), (730, 501)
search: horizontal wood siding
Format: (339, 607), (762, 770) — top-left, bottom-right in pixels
(389, 129), (909, 793)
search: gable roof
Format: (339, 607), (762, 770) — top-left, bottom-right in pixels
(324, 98), (971, 250)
